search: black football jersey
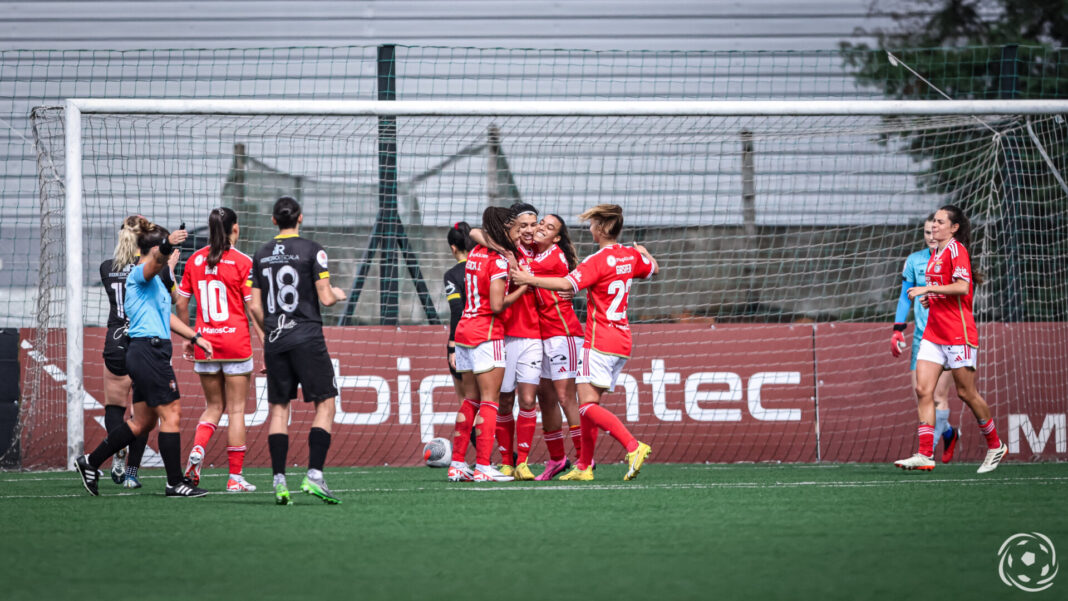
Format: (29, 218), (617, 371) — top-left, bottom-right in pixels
(99, 258), (174, 329)
(443, 260), (466, 342)
(251, 235), (331, 352)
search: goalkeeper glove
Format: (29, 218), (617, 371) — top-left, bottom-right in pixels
(890, 324), (907, 357)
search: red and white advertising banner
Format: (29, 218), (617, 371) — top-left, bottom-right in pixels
(19, 323), (1068, 468)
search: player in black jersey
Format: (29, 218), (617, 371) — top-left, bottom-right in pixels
(249, 196), (346, 505)
(98, 215), (179, 488)
(443, 222), (473, 399)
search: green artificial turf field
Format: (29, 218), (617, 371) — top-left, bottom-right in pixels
(1, 462), (1065, 601)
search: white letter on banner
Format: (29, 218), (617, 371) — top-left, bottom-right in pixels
(685, 372), (743, 422)
(747, 372), (802, 422)
(397, 357), (412, 425)
(643, 359), (681, 422)
(617, 373), (639, 422)
(333, 359), (390, 425)
(1008, 413), (1066, 454)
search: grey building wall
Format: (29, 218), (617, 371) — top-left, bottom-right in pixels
(0, 0), (903, 51)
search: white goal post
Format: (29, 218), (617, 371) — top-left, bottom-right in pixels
(57, 98), (1068, 469)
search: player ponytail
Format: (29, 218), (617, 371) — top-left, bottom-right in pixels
(550, 213), (578, 270)
(939, 204), (984, 286)
(112, 215), (143, 270)
(481, 206), (518, 257)
(273, 196), (302, 230)
(448, 221), (475, 252)
(207, 206), (238, 268)
(579, 204), (624, 240)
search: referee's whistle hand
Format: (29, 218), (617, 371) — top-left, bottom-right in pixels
(168, 229), (188, 245)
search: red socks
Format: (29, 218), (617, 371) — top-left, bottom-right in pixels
(451, 399), (479, 463)
(475, 401), (500, 466)
(226, 445), (246, 476)
(515, 408), (538, 464)
(193, 421), (216, 451)
(543, 429), (566, 461)
(978, 418), (1002, 449)
(917, 423), (935, 458)
(569, 424), (584, 460)
(496, 413), (515, 467)
(577, 403), (638, 469)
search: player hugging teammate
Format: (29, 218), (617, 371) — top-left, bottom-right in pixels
(447, 202), (660, 483)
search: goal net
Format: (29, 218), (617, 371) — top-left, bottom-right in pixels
(15, 99), (1068, 469)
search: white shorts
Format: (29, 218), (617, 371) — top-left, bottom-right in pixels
(576, 347), (627, 392)
(501, 336), (543, 393)
(455, 340), (506, 374)
(541, 336), (583, 381)
(193, 358), (254, 376)
(916, 339), (978, 370)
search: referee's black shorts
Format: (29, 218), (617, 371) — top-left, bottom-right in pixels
(264, 336), (338, 405)
(126, 337), (180, 407)
(103, 327), (129, 377)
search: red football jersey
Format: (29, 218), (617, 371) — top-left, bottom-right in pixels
(503, 245), (541, 339)
(454, 245), (510, 347)
(922, 238), (979, 347)
(565, 244), (654, 358)
(532, 244), (584, 339)
(177, 246), (254, 361)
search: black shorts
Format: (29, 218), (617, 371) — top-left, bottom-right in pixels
(126, 337), (180, 407)
(264, 336), (338, 405)
(103, 328), (129, 377)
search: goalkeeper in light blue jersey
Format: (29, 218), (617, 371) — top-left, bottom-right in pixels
(890, 215), (960, 463)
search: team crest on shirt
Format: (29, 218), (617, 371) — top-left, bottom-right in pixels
(194, 255), (204, 267)
(932, 261), (942, 273)
(317, 250), (329, 268)
(607, 255), (617, 267)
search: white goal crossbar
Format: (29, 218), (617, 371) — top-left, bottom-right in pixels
(59, 98), (1068, 468)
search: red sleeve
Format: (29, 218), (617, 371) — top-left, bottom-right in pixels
(633, 248), (654, 279)
(951, 244), (972, 283)
(177, 257), (194, 298)
(489, 254), (509, 281)
(566, 255), (601, 292)
(240, 255), (253, 301)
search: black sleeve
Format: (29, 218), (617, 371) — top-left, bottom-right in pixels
(99, 260), (109, 285)
(160, 263), (175, 292)
(444, 268), (464, 343)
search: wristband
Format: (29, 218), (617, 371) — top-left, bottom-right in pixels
(159, 239), (174, 256)
(892, 323), (907, 332)
(191, 332), (202, 344)
(447, 346), (455, 354)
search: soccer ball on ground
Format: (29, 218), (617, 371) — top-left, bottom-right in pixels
(423, 437), (451, 468)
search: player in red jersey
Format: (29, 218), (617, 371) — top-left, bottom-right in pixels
(529, 213), (584, 480)
(897, 204), (1007, 473)
(512, 204), (659, 481)
(448, 206), (528, 482)
(495, 203), (543, 480)
(175, 208), (265, 491)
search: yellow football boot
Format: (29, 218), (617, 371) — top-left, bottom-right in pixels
(624, 442), (652, 481)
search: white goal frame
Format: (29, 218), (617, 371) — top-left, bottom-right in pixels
(60, 98), (1068, 468)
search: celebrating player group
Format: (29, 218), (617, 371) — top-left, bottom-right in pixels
(446, 201), (659, 483)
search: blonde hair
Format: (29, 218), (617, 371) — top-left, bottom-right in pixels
(112, 215), (149, 270)
(579, 204), (624, 239)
